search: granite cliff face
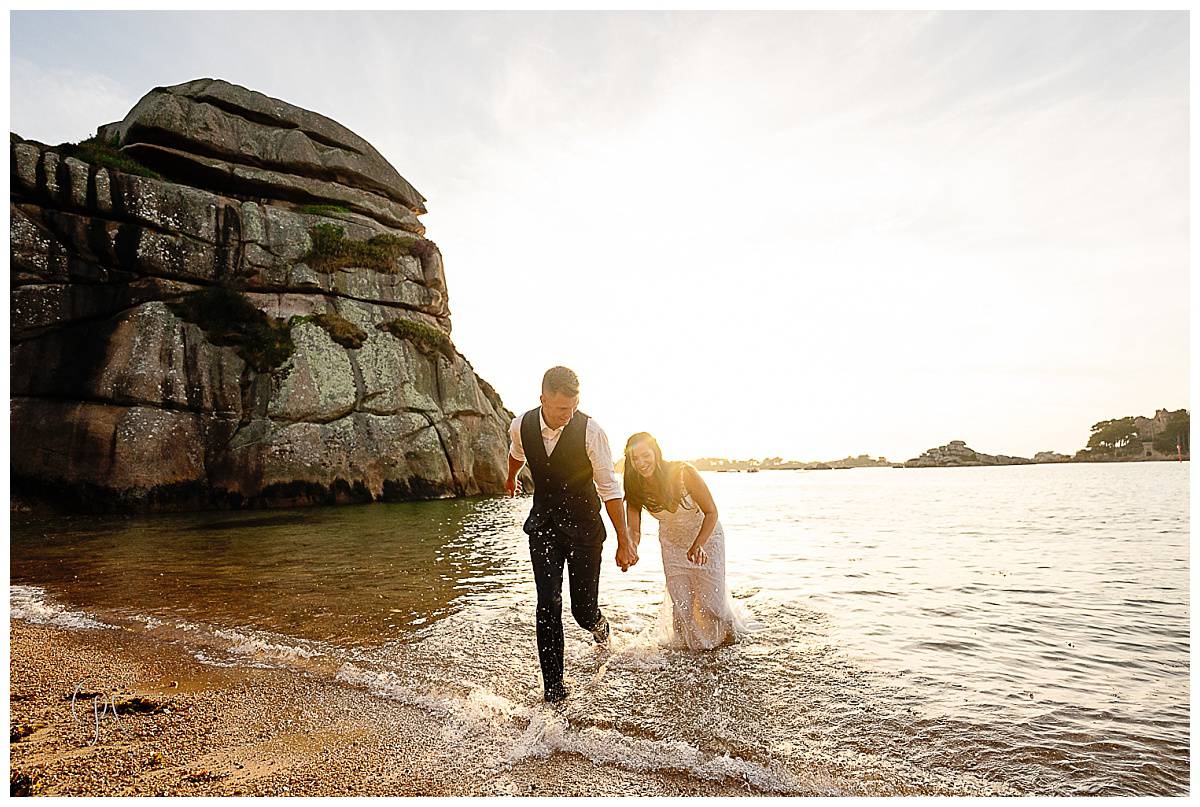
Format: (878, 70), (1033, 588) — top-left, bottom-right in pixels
(11, 78), (513, 511)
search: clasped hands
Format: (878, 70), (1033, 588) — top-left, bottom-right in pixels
(616, 541), (638, 572)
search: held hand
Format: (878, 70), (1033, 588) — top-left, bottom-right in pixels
(504, 477), (522, 498)
(615, 543), (638, 572)
(687, 543), (708, 566)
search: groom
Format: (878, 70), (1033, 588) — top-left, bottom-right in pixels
(506, 366), (638, 702)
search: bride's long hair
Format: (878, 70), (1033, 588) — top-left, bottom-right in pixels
(623, 432), (689, 513)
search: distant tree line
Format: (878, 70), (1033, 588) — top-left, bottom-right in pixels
(1082, 410), (1189, 458)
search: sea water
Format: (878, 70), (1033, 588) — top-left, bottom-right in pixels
(10, 462), (1189, 794)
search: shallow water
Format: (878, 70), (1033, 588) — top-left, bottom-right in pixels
(10, 462), (1189, 794)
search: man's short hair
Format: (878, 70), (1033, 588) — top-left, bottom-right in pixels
(542, 366), (580, 397)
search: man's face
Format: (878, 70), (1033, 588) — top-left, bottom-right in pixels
(540, 390), (579, 429)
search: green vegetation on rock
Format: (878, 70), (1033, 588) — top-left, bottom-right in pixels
(376, 317), (453, 359)
(297, 204), (352, 217)
(295, 311), (369, 349)
(56, 133), (163, 180)
(169, 286), (296, 372)
(304, 224), (436, 274)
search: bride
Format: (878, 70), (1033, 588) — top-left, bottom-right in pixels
(623, 432), (753, 650)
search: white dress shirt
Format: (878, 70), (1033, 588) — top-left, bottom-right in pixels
(509, 409), (623, 502)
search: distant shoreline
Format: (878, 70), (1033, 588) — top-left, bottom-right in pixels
(687, 455), (1189, 472)
(681, 409), (1190, 472)
(895, 455), (1189, 469)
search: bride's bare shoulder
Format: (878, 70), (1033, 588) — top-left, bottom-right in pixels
(678, 463), (717, 508)
(677, 462), (702, 493)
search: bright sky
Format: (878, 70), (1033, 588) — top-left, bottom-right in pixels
(10, 11), (1189, 462)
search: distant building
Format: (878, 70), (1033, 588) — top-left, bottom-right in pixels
(1133, 409), (1186, 458)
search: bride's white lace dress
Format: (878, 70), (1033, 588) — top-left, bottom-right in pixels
(646, 478), (754, 650)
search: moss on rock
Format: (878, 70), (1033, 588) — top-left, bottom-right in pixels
(304, 224), (436, 274)
(56, 133), (163, 180)
(300, 311), (369, 349)
(297, 204), (352, 217)
(376, 317), (453, 359)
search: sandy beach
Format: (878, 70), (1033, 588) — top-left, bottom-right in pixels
(8, 620), (770, 797)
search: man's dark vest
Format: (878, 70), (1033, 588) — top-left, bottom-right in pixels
(521, 408), (605, 543)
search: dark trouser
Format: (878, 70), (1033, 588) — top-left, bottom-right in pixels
(528, 527), (605, 692)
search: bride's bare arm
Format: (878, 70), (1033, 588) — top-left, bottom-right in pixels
(625, 500), (642, 551)
(683, 465), (719, 563)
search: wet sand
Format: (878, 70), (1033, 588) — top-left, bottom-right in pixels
(8, 621), (769, 797)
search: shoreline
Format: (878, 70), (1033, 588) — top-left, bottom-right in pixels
(7, 619), (774, 797)
(12, 459), (1188, 516)
(896, 456), (1190, 469)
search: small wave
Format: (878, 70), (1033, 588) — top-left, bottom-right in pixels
(95, 611), (339, 674)
(913, 640), (985, 652)
(1121, 598), (1180, 607)
(212, 627), (327, 662)
(10, 585), (113, 631)
(507, 709), (808, 793)
(193, 650), (254, 668)
(334, 661), (804, 793)
(11, 586), (328, 669)
(335, 662), (468, 717)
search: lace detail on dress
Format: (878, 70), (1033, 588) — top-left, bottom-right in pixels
(646, 476), (753, 650)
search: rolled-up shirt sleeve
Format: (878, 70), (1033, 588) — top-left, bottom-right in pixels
(586, 420), (623, 502)
(508, 416), (525, 462)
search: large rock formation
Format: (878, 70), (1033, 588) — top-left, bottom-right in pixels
(904, 440), (1032, 468)
(11, 78), (514, 511)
